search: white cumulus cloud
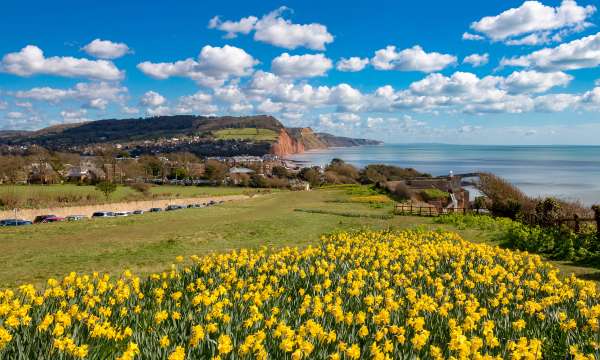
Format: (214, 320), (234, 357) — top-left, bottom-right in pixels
(14, 82), (127, 104)
(0, 45), (123, 80)
(462, 32), (484, 41)
(336, 57), (369, 72)
(137, 45), (258, 87)
(503, 70), (572, 94)
(140, 91), (166, 107)
(469, 0), (596, 44)
(463, 53), (489, 67)
(371, 45), (456, 72)
(82, 39), (131, 59)
(208, 7), (334, 50)
(500, 32), (600, 71)
(208, 15), (258, 38)
(271, 53), (332, 78)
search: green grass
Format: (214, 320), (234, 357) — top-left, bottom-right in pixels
(1, 186), (598, 287)
(0, 184), (266, 209)
(0, 188), (425, 287)
(212, 127), (279, 141)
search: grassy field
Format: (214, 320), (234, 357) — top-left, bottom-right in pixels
(212, 127), (279, 141)
(0, 186), (598, 287)
(0, 184), (266, 210)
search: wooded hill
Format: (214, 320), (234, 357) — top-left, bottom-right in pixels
(0, 115), (381, 156)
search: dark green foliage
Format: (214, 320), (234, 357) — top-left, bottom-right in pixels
(271, 166), (289, 178)
(250, 174), (268, 188)
(203, 160), (228, 184)
(359, 164), (431, 184)
(299, 167), (322, 187)
(490, 198), (523, 220)
(473, 196), (487, 212)
(95, 181), (117, 200)
(435, 213), (599, 263)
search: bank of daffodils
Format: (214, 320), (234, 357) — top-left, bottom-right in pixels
(1, 230), (600, 359)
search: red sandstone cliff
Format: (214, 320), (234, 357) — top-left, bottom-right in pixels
(270, 128), (305, 156)
(270, 126), (381, 156)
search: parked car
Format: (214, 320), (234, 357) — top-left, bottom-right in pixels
(187, 204), (203, 208)
(0, 219), (32, 226)
(41, 216), (65, 223)
(91, 211), (114, 218)
(33, 214), (56, 224)
(165, 205), (183, 211)
(66, 215), (86, 221)
(114, 211), (131, 217)
(132, 210), (145, 215)
(149, 208), (163, 213)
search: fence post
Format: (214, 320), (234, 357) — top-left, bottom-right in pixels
(573, 214), (580, 234)
(593, 205), (600, 242)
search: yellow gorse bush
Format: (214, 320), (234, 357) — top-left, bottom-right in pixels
(1, 230), (599, 359)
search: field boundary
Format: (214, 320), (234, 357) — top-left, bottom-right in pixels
(0, 194), (251, 221)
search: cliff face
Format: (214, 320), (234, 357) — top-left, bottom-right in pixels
(270, 127), (383, 156)
(270, 128), (305, 156)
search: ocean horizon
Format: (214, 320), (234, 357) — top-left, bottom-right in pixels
(288, 143), (600, 206)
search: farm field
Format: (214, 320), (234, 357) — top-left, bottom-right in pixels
(0, 184), (265, 210)
(212, 127), (279, 141)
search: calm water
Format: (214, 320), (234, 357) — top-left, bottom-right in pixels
(288, 144), (600, 206)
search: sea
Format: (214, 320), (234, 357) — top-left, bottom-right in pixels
(287, 144), (600, 206)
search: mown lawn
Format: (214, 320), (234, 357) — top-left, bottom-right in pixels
(0, 186), (598, 287)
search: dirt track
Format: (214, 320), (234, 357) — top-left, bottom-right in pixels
(0, 195), (249, 221)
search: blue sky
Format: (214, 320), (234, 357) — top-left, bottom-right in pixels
(1, 0), (600, 144)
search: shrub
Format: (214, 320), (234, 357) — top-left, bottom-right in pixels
(359, 164), (431, 184)
(95, 181), (117, 200)
(393, 183), (412, 201)
(129, 182), (152, 195)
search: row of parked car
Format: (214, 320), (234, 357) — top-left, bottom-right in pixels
(0, 200), (224, 227)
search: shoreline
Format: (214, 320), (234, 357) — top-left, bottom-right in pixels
(282, 143), (600, 206)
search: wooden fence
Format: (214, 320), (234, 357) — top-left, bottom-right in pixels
(395, 203), (600, 239)
(394, 203), (469, 217)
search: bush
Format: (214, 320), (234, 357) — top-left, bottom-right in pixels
(436, 213), (599, 262)
(325, 159), (359, 183)
(359, 164), (431, 184)
(129, 182), (151, 195)
(95, 181), (117, 200)
(271, 166), (288, 178)
(393, 183), (412, 201)
(299, 167), (322, 187)
(490, 198), (523, 220)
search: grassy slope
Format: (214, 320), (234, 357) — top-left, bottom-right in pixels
(0, 184), (265, 210)
(0, 187), (598, 287)
(212, 128), (279, 141)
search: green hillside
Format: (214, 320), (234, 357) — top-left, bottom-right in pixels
(212, 128), (279, 141)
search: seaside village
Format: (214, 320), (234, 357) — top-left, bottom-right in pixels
(1, 150), (472, 211)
